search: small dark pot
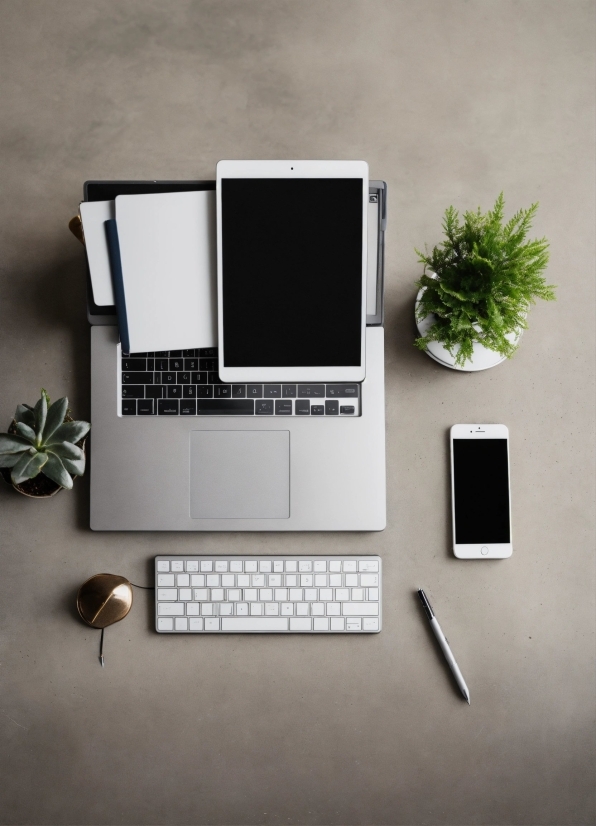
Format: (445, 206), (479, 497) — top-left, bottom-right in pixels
(1, 416), (86, 499)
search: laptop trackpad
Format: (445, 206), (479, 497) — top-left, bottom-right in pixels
(189, 430), (290, 519)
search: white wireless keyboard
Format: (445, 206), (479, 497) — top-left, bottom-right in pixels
(155, 556), (382, 633)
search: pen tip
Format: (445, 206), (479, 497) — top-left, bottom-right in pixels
(467, 698), (470, 705)
(100, 656), (104, 667)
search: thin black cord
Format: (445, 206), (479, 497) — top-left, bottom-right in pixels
(99, 628), (105, 667)
(130, 583), (155, 589)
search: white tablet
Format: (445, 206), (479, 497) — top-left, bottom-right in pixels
(216, 160), (368, 383)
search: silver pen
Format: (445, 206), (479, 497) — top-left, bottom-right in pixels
(417, 588), (471, 704)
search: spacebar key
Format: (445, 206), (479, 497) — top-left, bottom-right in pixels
(196, 399), (254, 415)
(221, 617), (288, 631)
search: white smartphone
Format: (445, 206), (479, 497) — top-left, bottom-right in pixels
(450, 424), (513, 559)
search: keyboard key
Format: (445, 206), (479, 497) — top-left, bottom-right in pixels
(280, 602), (294, 615)
(202, 604), (214, 615)
(259, 561), (272, 572)
(245, 562), (257, 572)
(171, 562), (184, 571)
(180, 400), (196, 415)
(138, 399), (154, 415)
(147, 359), (154, 370)
(204, 618), (220, 630)
(342, 603), (379, 616)
(189, 618), (204, 630)
(179, 589), (192, 601)
(196, 399), (255, 415)
(329, 574), (342, 586)
(325, 400), (339, 415)
(200, 358), (217, 371)
(345, 574), (358, 586)
(122, 358), (146, 371)
(343, 561), (357, 572)
(325, 384), (359, 397)
(186, 561), (199, 571)
(145, 385), (164, 399)
(158, 399), (179, 415)
(158, 603), (184, 615)
(157, 561), (170, 571)
(255, 400), (273, 415)
(265, 603), (279, 615)
(295, 400), (310, 415)
(122, 386), (144, 399)
(297, 384), (325, 398)
(129, 352), (148, 357)
(154, 351), (167, 357)
(215, 561), (228, 572)
(158, 618), (173, 631)
(313, 618), (329, 631)
(157, 589), (177, 600)
(122, 400), (137, 415)
(162, 372), (176, 384)
(299, 561), (312, 571)
(290, 618), (312, 631)
(169, 350), (182, 357)
(123, 372), (153, 384)
(191, 372), (208, 384)
(196, 385), (213, 398)
(183, 349), (197, 357)
(329, 561), (342, 572)
(326, 602), (341, 615)
(250, 603), (263, 615)
(167, 385), (182, 398)
(340, 405), (355, 415)
(330, 617), (345, 630)
(264, 385), (281, 398)
(177, 573), (190, 586)
(273, 561), (284, 572)
(232, 385), (246, 398)
(208, 372), (221, 384)
(184, 358), (199, 371)
(275, 400), (292, 415)
(311, 405), (324, 416)
(169, 358), (184, 371)
(246, 384), (263, 398)
(221, 617), (288, 631)
(363, 618), (379, 631)
(155, 358), (169, 371)
(311, 603), (325, 615)
(361, 574), (379, 586)
(199, 347), (218, 357)
(157, 574), (174, 586)
(335, 589), (350, 601)
(359, 560), (379, 572)
(177, 372), (192, 384)
(346, 618), (362, 630)
(214, 385), (232, 397)
(282, 385), (296, 398)
(182, 385), (196, 398)
(230, 561), (243, 572)
(351, 589), (365, 601)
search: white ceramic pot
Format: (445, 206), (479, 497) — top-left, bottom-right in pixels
(415, 286), (522, 372)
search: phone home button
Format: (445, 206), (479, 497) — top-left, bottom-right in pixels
(481, 546), (489, 555)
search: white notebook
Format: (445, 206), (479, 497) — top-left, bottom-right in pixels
(80, 200), (115, 306)
(114, 190), (217, 353)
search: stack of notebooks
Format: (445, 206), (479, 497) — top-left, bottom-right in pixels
(80, 191), (217, 353)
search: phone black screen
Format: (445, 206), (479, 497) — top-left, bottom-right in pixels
(453, 439), (511, 543)
(221, 178), (363, 368)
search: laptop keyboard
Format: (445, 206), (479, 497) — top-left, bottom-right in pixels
(119, 348), (360, 417)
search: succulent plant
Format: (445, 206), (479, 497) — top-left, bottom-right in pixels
(0, 389), (90, 490)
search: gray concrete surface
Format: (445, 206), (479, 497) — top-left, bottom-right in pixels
(0, 1), (594, 824)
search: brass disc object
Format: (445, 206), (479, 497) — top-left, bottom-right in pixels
(77, 574), (133, 629)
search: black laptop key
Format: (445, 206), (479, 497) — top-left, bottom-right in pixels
(177, 372), (191, 384)
(180, 400), (197, 415)
(169, 350), (182, 357)
(129, 352), (147, 357)
(200, 358), (218, 371)
(137, 399), (154, 415)
(146, 358), (154, 370)
(295, 400), (310, 415)
(297, 384), (325, 398)
(191, 371), (208, 384)
(155, 351), (168, 358)
(264, 385), (281, 398)
(311, 405), (324, 415)
(123, 372), (153, 385)
(246, 384), (263, 398)
(196, 399), (254, 415)
(199, 347), (218, 357)
(121, 385), (144, 398)
(162, 372), (176, 385)
(326, 384), (359, 397)
(208, 372), (221, 384)
(121, 358), (146, 371)
(158, 399), (179, 415)
(232, 385), (246, 398)
(275, 400), (292, 415)
(155, 358), (169, 371)
(214, 385), (231, 398)
(183, 349), (197, 357)
(145, 385), (164, 399)
(184, 358), (198, 371)
(167, 385), (182, 398)
(282, 384), (297, 398)
(325, 400), (339, 415)
(340, 405), (355, 415)
(122, 400), (137, 415)
(182, 384), (196, 398)
(169, 358), (184, 371)
(256, 400), (274, 415)
(196, 385), (213, 398)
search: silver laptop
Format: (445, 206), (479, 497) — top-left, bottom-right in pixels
(87, 178), (386, 531)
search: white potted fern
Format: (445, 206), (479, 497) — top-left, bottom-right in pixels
(0, 389), (90, 498)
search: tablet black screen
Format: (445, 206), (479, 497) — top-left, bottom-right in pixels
(221, 178), (363, 368)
